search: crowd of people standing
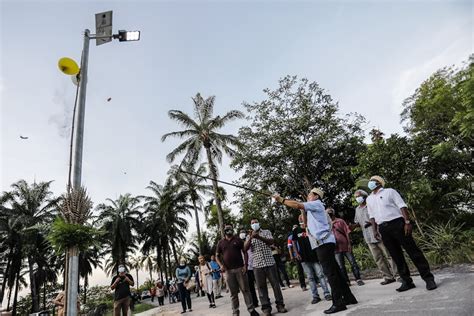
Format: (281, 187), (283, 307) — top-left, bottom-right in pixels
(105, 175), (437, 316)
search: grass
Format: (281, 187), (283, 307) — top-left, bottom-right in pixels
(105, 302), (155, 316)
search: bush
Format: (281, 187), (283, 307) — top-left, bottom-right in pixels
(350, 243), (377, 271)
(416, 220), (474, 265)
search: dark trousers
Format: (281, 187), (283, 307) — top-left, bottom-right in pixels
(247, 269), (259, 307)
(379, 217), (434, 284)
(296, 260), (307, 289)
(206, 292), (215, 304)
(254, 265), (285, 313)
(335, 251), (362, 282)
(177, 283), (192, 311)
(158, 296), (164, 306)
(317, 243), (356, 307)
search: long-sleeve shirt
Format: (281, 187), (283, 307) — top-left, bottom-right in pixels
(332, 218), (351, 253)
(175, 265), (191, 284)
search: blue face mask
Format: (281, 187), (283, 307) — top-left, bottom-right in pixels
(355, 196), (365, 204)
(368, 181), (378, 191)
(251, 223), (260, 231)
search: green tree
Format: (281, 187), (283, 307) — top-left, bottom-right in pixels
(169, 163), (212, 254)
(1, 180), (58, 313)
(232, 76), (366, 231)
(162, 93), (244, 238)
(128, 255), (143, 290)
(400, 55), (473, 224)
(96, 194), (141, 274)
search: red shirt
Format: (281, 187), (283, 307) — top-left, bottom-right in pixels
(332, 218), (351, 253)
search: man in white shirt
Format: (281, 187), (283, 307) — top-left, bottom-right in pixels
(366, 175), (437, 292)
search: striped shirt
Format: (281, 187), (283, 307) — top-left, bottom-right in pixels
(354, 205), (378, 244)
(249, 229), (275, 268)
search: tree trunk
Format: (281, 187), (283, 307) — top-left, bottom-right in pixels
(6, 282), (12, 311)
(166, 246), (172, 278)
(0, 255), (11, 303)
(205, 146), (225, 239)
(192, 199), (203, 254)
(171, 242), (178, 266)
(135, 268), (139, 290)
(43, 282), (46, 310)
(28, 256), (40, 312)
(12, 270), (20, 316)
(84, 274), (88, 306)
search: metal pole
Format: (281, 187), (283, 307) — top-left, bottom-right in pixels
(66, 28), (90, 316)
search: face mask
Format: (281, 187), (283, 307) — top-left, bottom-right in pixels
(239, 233), (246, 239)
(225, 229), (233, 236)
(251, 223), (260, 231)
(118, 267), (125, 273)
(356, 196), (365, 204)
(368, 181), (378, 190)
(179, 262), (185, 266)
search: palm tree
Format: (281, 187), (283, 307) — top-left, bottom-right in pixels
(78, 244), (102, 305)
(1, 180), (58, 313)
(141, 254), (155, 283)
(141, 178), (190, 278)
(96, 194), (141, 275)
(128, 255), (143, 290)
(161, 93), (244, 238)
(169, 163), (212, 254)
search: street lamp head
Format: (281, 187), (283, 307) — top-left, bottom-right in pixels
(117, 30), (140, 42)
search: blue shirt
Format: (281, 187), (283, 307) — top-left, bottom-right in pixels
(175, 266), (191, 284)
(303, 200), (336, 247)
(209, 260), (221, 280)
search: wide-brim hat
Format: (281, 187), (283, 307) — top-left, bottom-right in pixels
(310, 188), (324, 199)
(370, 175), (385, 187)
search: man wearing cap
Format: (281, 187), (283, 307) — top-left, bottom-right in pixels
(352, 189), (397, 285)
(273, 188), (357, 314)
(366, 176), (437, 292)
(111, 264), (134, 316)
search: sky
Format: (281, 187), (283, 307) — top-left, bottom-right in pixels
(1, 0), (472, 292)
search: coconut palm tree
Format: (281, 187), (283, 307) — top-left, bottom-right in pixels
(1, 180), (58, 313)
(141, 178), (190, 278)
(78, 244), (102, 305)
(128, 255), (143, 290)
(96, 194), (141, 275)
(169, 163), (212, 254)
(161, 93), (244, 238)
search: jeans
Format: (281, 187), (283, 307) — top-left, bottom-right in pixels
(379, 217), (434, 284)
(225, 267), (256, 315)
(177, 283), (192, 311)
(274, 255), (291, 287)
(335, 251), (362, 282)
(157, 296), (164, 306)
(253, 265), (285, 313)
(247, 269), (259, 307)
(316, 243), (356, 307)
(301, 261), (331, 298)
(295, 260), (307, 289)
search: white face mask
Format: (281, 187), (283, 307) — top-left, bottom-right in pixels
(355, 196), (365, 204)
(368, 181), (378, 190)
(118, 267), (125, 273)
(239, 233), (246, 239)
(251, 223), (260, 231)
(179, 261), (185, 266)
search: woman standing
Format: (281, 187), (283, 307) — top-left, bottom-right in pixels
(175, 258), (193, 313)
(198, 255), (217, 308)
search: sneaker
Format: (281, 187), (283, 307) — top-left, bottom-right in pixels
(426, 279), (437, 291)
(324, 294), (332, 301)
(188, 309), (193, 312)
(396, 282), (416, 292)
(250, 311), (260, 316)
(381, 279), (396, 285)
(280, 286), (286, 290)
(288, 284), (294, 288)
(301, 287), (308, 291)
(356, 279), (365, 286)
(209, 304), (213, 308)
(181, 311), (186, 314)
(276, 305), (288, 313)
(311, 297), (322, 304)
(263, 311), (272, 316)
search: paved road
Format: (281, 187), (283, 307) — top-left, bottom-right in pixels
(137, 266), (474, 316)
